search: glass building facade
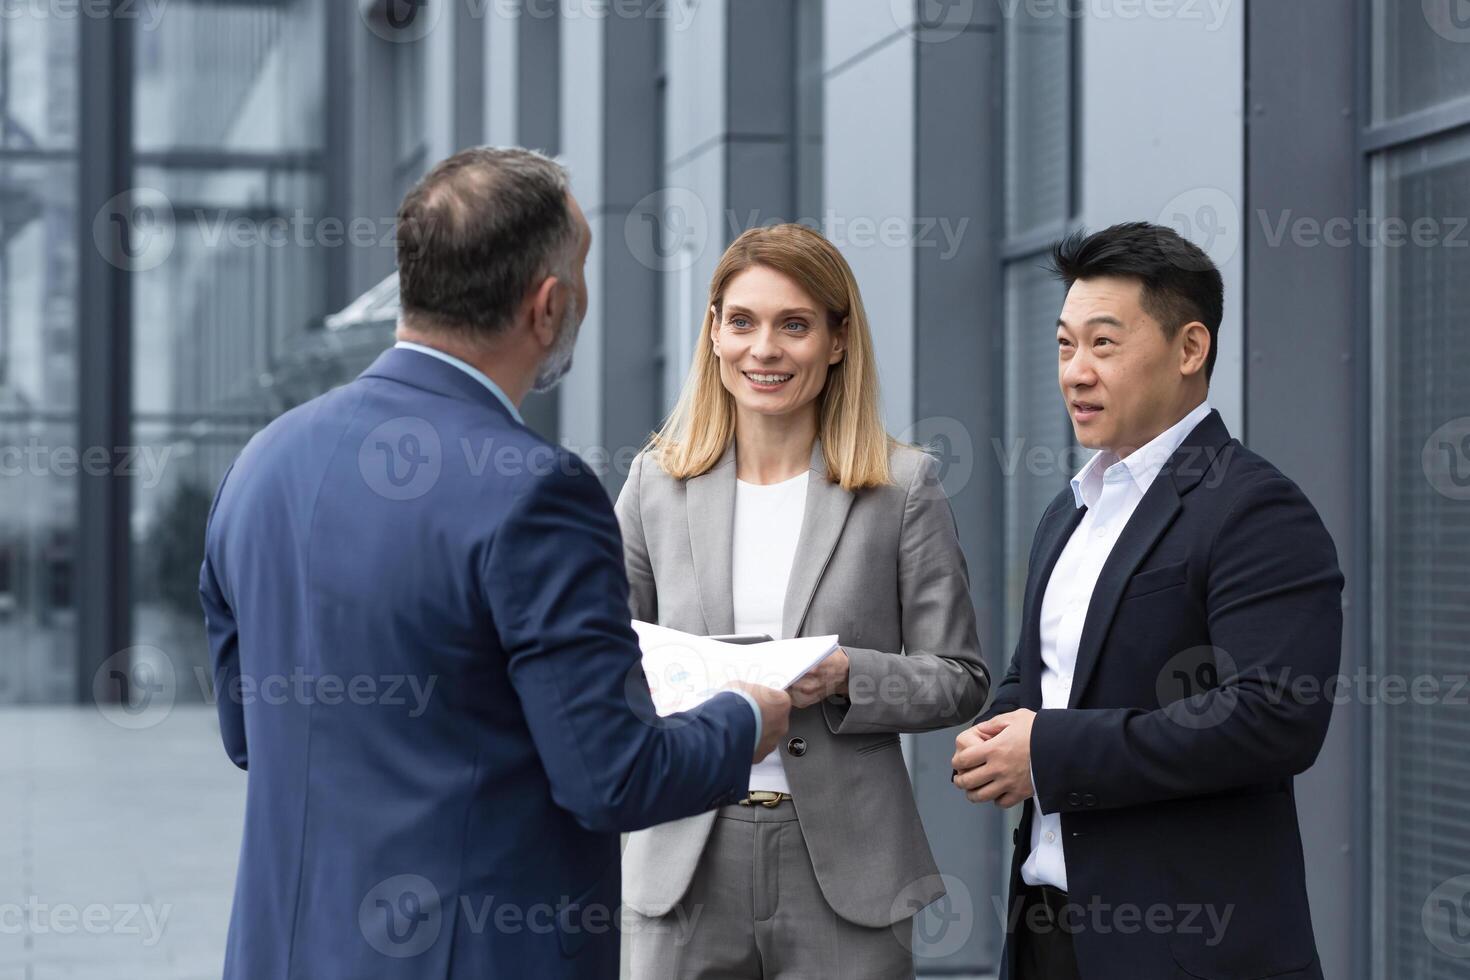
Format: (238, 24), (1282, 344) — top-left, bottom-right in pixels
(0, 1), (1466, 976)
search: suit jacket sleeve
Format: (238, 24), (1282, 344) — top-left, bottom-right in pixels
(613, 451), (657, 623)
(1029, 473), (1345, 813)
(822, 452), (990, 736)
(199, 462), (247, 770)
(485, 455), (755, 833)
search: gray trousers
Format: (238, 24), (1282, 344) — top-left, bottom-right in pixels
(624, 801), (916, 979)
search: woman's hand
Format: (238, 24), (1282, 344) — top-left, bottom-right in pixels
(789, 647), (850, 708)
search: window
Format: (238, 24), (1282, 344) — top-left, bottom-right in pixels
(130, 0), (330, 696)
(0, 14), (79, 703)
(1000, 4), (1077, 655)
(1370, 129), (1470, 980)
(1372, 1), (1470, 122)
(1003, 261), (1072, 633)
(1369, 7), (1470, 976)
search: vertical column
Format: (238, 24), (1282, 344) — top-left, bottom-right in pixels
(1245, 3), (1360, 977)
(656, 0), (728, 407)
(655, 0), (801, 410)
(75, 4), (134, 701)
(558, 0), (663, 486)
(484, 1), (518, 146)
(822, 5), (915, 432)
(340, 10), (405, 299)
(424, 1), (485, 164)
(1077, 0), (1246, 433)
(556, 1), (607, 461)
(909, 6), (1007, 974)
(517, 1), (561, 155)
(514, 0), (562, 440)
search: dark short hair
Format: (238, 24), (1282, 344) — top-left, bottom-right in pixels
(396, 146), (574, 341)
(1048, 221), (1224, 381)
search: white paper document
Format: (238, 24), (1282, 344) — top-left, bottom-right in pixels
(632, 620), (840, 716)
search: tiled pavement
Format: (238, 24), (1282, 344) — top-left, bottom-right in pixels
(0, 707), (243, 980)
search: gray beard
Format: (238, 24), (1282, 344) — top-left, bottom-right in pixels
(531, 296), (583, 393)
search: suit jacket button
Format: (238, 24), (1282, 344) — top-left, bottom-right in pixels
(1012, 827), (1021, 846)
(787, 737), (807, 757)
(1083, 793), (1097, 807)
(1067, 792), (1082, 808)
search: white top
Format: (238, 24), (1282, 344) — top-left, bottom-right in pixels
(1022, 400), (1213, 892)
(731, 470), (810, 794)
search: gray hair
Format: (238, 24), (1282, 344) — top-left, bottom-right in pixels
(396, 146), (576, 341)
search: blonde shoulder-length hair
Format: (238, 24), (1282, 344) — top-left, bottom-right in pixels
(647, 223), (896, 492)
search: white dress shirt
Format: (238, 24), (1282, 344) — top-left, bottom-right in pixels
(1021, 400), (1212, 891)
(731, 472), (809, 794)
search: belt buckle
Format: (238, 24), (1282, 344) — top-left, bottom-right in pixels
(739, 791), (786, 808)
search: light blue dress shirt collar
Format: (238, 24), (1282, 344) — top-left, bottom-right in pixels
(394, 341), (524, 425)
(1069, 400), (1213, 510)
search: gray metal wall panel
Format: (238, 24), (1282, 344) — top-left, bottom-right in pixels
(1077, 3), (1246, 435)
(912, 23), (1006, 975)
(1245, 2), (1362, 978)
(823, 31), (915, 433)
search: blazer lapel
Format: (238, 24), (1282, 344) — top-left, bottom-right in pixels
(1066, 409), (1233, 708)
(781, 441), (855, 640)
(686, 444), (737, 636)
(1067, 478), (1181, 708)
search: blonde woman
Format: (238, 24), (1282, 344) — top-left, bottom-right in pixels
(617, 223), (988, 978)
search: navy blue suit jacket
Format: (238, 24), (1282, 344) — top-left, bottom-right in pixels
(200, 347), (756, 979)
(982, 409), (1344, 980)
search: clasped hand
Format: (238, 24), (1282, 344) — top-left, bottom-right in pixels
(788, 646), (850, 708)
(950, 708), (1036, 809)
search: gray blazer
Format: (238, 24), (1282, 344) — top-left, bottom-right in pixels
(616, 439), (989, 928)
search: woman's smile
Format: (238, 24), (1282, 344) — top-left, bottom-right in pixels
(742, 369), (795, 392)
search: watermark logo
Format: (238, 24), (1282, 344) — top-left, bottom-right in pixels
(1423, 417), (1470, 501)
(1155, 645), (1239, 730)
(93, 188), (175, 272)
(92, 646), (177, 730)
(630, 634), (725, 726)
(0, 0), (170, 31)
(359, 417), (443, 501)
(894, 0), (978, 42)
(894, 873), (974, 958)
(994, 0), (1233, 31)
(360, 875), (443, 958)
(1157, 187), (1241, 267)
(360, 0), (442, 43)
(0, 899), (171, 946)
(625, 187), (710, 273)
(1423, 875), (1470, 959)
(899, 416), (976, 501)
(1424, 0), (1470, 44)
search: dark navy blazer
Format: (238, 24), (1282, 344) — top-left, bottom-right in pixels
(200, 347), (756, 979)
(982, 409), (1345, 980)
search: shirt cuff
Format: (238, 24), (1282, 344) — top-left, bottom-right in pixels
(727, 689), (763, 751)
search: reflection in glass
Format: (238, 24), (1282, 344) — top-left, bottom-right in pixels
(1371, 130), (1470, 980)
(1004, 6), (1071, 238)
(1003, 260), (1073, 654)
(130, 0), (339, 697)
(134, 0), (325, 153)
(1373, 0), (1470, 123)
(0, 156), (76, 702)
